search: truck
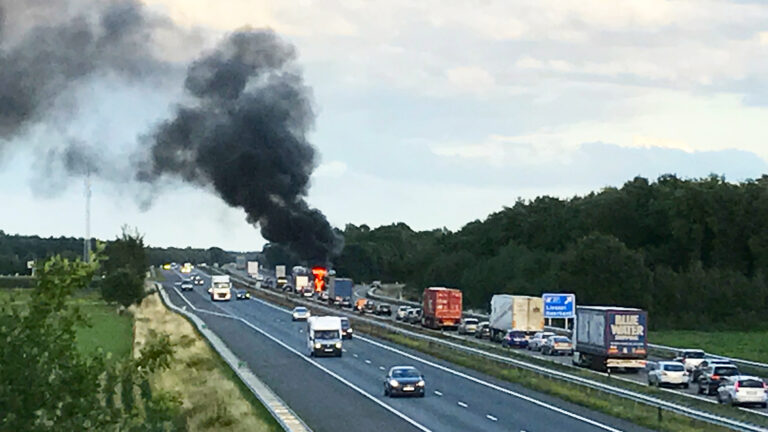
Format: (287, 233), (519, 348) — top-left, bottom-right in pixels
(209, 275), (232, 301)
(328, 277), (353, 305)
(275, 265), (287, 287)
(247, 261), (261, 279)
(235, 256), (246, 270)
(489, 295), (544, 342)
(421, 287), (462, 330)
(306, 316), (343, 357)
(572, 306), (648, 372)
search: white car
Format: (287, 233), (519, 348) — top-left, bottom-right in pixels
(457, 318), (479, 335)
(292, 306), (311, 321)
(395, 306), (410, 321)
(648, 361), (689, 388)
(675, 349), (707, 372)
(528, 331), (556, 351)
(717, 376), (768, 408)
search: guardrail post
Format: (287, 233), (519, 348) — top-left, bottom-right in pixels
(657, 406), (662, 425)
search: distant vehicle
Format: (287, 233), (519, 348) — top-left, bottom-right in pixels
(383, 366), (425, 398)
(541, 335), (573, 356)
(717, 376), (767, 408)
(405, 308), (422, 324)
(691, 358), (733, 383)
(247, 261), (259, 278)
(180, 262), (193, 273)
(489, 295), (544, 342)
(235, 256), (246, 270)
(501, 330), (529, 349)
(422, 287), (462, 330)
(292, 306), (311, 321)
(395, 306), (410, 321)
(341, 317), (353, 339)
(262, 277), (276, 289)
(354, 298), (369, 312)
(329, 278), (354, 305)
(307, 316), (342, 357)
(474, 321), (490, 339)
(340, 297), (352, 309)
(375, 304), (392, 316)
(675, 349), (707, 372)
(528, 332), (556, 352)
(162, 263), (171, 270)
(698, 364), (740, 395)
(235, 289), (250, 300)
(275, 265), (287, 287)
(180, 279), (194, 291)
(647, 361), (689, 388)
(457, 318), (479, 335)
(363, 301), (376, 314)
(572, 306), (648, 372)
(193, 275), (204, 286)
(209, 275), (232, 301)
(302, 286), (314, 298)
(319, 291), (329, 302)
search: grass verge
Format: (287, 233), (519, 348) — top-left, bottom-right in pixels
(650, 330), (768, 365)
(245, 285), (763, 432)
(135, 289), (281, 432)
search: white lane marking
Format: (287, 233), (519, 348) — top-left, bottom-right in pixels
(365, 360), (372, 364)
(457, 401), (468, 408)
(167, 287), (432, 432)
(356, 335), (623, 432)
(379, 366), (386, 371)
(486, 415), (498, 422)
(342, 349), (347, 353)
(249, 295), (622, 432)
(353, 353), (359, 358)
(434, 391), (443, 396)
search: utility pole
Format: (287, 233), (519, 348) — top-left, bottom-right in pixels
(83, 174), (91, 263)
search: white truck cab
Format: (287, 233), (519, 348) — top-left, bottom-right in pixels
(306, 316), (343, 357)
(209, 275), (232, 301)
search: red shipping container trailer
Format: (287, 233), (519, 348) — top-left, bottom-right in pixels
(422, 287), (462, 329)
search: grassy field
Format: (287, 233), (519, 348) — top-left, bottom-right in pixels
(0, 288), (133, 362)
(135, 290), (280, 432)
(650, 330), (768, 364)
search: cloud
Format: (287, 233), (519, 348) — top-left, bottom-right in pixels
(314, 160), (348, 178)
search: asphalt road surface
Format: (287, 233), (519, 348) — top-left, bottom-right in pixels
(164, 269), (651, 432)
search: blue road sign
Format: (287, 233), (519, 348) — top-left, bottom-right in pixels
(542, 293), (576, 318)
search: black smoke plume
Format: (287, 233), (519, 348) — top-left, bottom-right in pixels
(0, 0), (167, 142)
(138, 30), (343, 264)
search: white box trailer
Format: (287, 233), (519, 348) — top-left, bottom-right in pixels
(247, 261), (260, 278)
(489, 295), (544, 341)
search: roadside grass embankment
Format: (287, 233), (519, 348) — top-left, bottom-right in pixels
(650, 330), (768, 365)
(135, 290), (281, 432)
(245, 286), (757, 432)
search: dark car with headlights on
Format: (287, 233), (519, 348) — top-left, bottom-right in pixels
(341, 317), (353, 339)
(235, 289), (251, 300)
(180, 279), (194, 292)
(384, 366), (425, 397)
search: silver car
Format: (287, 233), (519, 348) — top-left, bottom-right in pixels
(717, 376), (767, 408)
(648, 361), (689, 388)
(528, 331), (556, 351)
(457, 318), (479, 335)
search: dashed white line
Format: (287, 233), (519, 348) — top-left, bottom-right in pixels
(365, 359), (372, 364)
(457, 401), (468, 408)
(379, 366), (386, 371)
(353, 353), (359, 358)
(486, 414), (498, 422)
(433, 391), (443, 396)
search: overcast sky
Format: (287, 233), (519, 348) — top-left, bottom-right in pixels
(2, 0), (768, 251)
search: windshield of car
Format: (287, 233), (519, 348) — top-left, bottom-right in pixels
(391, 368), (420, 378)
(714, 366), (739, 376)
(508, 331), (525, 337)
(685, 351), (706, 358)
(314, 330), (338, 340)
(663, 363), (685, 372)
(464, 319), (479, 325)
(341, 319), (350, 329)
(553, 337), (570, 343)
(738, 379), (764, 388)
(294, 307), (307, 313)
(538, 333), (554, 339)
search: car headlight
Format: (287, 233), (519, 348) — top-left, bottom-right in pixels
(314, 343), (322, 349)
(417, 380), (425, 387)
(348, 329), (353, 333)
(335, 342), (342, 349)
(389, 379), (400, 387)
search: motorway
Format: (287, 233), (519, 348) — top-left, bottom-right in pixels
(163, 268), (652, 432)
(347, 285), (768, 417)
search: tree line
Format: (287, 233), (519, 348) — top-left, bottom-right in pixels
(334, 174), (768, 331)
(0, 231), (239, 275)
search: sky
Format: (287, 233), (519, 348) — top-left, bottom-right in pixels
(2, 0), (768, 251)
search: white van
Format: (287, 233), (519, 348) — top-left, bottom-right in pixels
(306, 316), (343, 357)
(209, 275), (232, 301)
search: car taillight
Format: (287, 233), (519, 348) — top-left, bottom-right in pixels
(711, 375), (720, 380)
(608, 347), (618, 354)
(734, 381), (740, 392)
